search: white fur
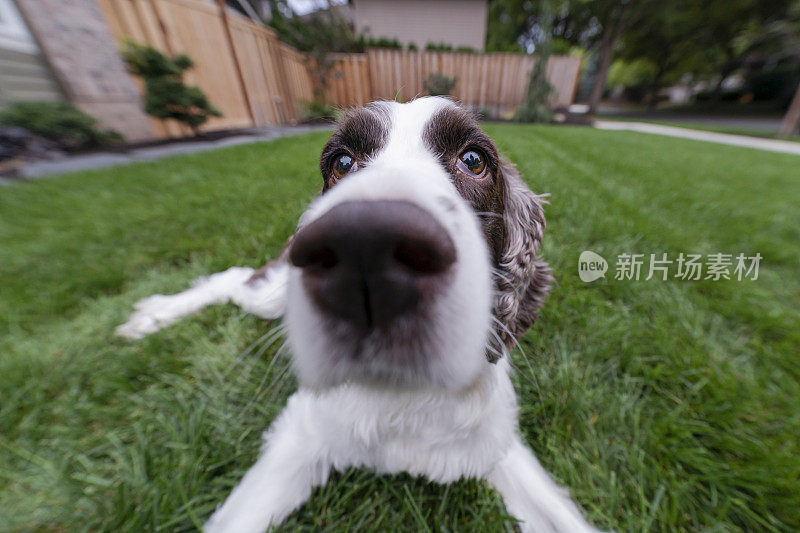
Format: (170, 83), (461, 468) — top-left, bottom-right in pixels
(286, 100), (492, 390)
(206, 360), (595, 533)
(118, 97), (599, 532)
(116, 264), (287, 339)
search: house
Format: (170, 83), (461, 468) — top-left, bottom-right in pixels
(351, 0), (488, 51)
(0, 0), (61, 104)
(293, 0), (488, 51)
(5, 0), (155, 140)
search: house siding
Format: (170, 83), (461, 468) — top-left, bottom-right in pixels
(13, 0), (154, 140)
(0, 0), (62, 104)
(0, 47), (62, 104)
(352, 0), (488, 51)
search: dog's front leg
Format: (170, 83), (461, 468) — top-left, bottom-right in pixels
(116, 259), (288, 339)
(488, 434), (599, 533)
(205, 397), (330, 533)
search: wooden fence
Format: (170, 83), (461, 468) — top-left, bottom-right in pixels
(325, 50), (581, 111)
(97, 0), (314, 137)
(96, 0), (580, 138)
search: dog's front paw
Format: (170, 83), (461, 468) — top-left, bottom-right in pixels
(116, 294), (175, 339)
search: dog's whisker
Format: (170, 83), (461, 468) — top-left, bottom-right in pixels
(220, 323), (288, 396)
(490, 316), (524, 361)
(215, 327), (279, 384)
(490, 315), (530, 364)
(491, 267), (514, 285)
(474, 211), (504, 220)
(491, 315), (544, 401)
(239, 329), (275, 357)
(485, 327), (507, 361)
(240, 337), (293, 413)
(236, 324), (286, 363)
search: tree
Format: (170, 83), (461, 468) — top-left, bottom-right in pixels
(483, 0), (799, 114)
(583, 0), (657, 113)
(122, 42), (221, 135)
(263, 0), (363, 104)
(780, 82), (800, 136)
(487, 0), (654, 113)
(778, 4), (800, 136)
(514, 51), (555, 122)
(487, 0), (593, 53)
(513, 0), (556, 122)
(614, 0), (797, 106)
(485, 0), (557, 122)
(689, 0), (795, 103)
(487, 0), (540, 52)
(615, 2), (708, 107)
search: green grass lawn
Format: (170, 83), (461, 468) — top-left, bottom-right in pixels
(1, 126), (799, 532)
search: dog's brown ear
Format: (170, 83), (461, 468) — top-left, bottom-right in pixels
(490, 162), (553, 361)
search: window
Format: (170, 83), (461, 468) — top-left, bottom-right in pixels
(0, 0), (38, 54)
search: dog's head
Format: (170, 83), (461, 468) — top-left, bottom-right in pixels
(285, 97), (552, 390)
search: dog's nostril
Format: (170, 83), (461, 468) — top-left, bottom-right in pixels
(305, 246), (338, 270)
(289, 235), (336, 270)
(394, 238), (455, 274)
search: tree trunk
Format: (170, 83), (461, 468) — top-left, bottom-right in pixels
(779, 82), (800, 137)
(588, 32), (615, 114)
(644, 70), (661, 109)
(710, 62), (735, 105)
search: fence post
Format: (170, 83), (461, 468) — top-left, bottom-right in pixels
(215, 0), (256, 126)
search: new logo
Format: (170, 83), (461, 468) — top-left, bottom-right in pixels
(578, 251), (608, 282)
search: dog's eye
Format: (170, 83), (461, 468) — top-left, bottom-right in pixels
(332, 154), (358, 180)
(457, 149), (487, 178)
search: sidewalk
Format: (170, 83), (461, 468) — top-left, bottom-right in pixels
(594, 120), (800, 156)
(6, 124), (332, 182)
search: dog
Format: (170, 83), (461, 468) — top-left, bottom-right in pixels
(117, 97), (599, 532)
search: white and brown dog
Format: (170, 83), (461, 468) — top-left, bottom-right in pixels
(118, 97), (599, 532)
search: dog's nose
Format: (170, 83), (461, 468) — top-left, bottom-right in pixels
(289, 200), (456, 330)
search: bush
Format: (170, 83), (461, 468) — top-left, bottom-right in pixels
(425, 42), (454, 52)
(407, 42), (418, 52)
(454, 46), (477, 54)
(361, 36), (403, 50)
(0, 101), (121, 149)
(514, 55), (554, 123)
(301, 100), (339, 121)
(122, 41), (221, 134)
(550, 38), (574, 55)
(608, 58), (658, 90)
(423, 73), (457, 96)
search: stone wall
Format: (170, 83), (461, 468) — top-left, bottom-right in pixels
(15, 0), (154, 140)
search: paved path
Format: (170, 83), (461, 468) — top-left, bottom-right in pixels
(594, 120), (800, 156)
(9, 124), (332, 181)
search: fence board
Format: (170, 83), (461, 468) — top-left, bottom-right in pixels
(325, 54), (371, 107)
(228, 18), (285, 126)
(161, 0), (252, 130)
(279, 44), (314, 120)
